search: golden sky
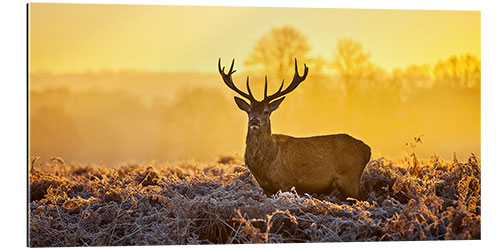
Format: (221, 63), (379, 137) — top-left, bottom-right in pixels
(29, 3), (480, 73)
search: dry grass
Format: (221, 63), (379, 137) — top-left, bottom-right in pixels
(28, 154), (480, 246)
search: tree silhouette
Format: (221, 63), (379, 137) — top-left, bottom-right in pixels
(433, 54), (480, 88)
(245, 25), (311, 79)
(331, 38), (373, 103)
(391, 64), (433, 102)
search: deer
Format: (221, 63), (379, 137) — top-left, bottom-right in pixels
(218, 58), (371, 199)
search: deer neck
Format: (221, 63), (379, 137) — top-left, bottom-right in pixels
(244, 124), (277, 172)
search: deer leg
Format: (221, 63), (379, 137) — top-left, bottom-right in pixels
(336, 177), (361, 200)
(262, 189), (274, 197)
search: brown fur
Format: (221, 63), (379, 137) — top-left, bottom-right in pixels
(244, 122), (371, 199)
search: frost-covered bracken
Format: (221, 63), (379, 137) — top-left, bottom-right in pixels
(28, 154), (480, 246)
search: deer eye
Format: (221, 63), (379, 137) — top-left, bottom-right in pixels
(263, 110), (270, 115)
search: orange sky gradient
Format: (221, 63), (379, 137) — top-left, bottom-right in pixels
(29, 3), (480, 73)
(28, 3), (481, 164)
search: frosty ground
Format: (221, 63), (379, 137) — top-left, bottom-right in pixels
(28, 154), (480, 246)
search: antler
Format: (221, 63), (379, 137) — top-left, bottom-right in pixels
(263, 58), (309, 103)
(218, 58), (256, 102)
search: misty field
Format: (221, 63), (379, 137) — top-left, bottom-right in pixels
(28, 154), (480, 246)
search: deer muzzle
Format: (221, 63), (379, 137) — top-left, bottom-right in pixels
(249, 118), (260, 130)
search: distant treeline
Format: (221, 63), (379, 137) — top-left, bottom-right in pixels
(29, 52), (480, 164)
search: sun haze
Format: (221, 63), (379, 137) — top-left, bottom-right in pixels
(29, 3), (479, 73)
(29, 3), (480, 164)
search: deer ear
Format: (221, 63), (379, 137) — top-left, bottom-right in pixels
(269, 97), (285, 112)
(234, 96), (250, 113)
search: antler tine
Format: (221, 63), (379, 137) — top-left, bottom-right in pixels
(229, 58), (235, 74)
(278, 79), (284, 93)
(264, 75), (268, 98)
(264, 58), (309, 102)
(218, 58), (223, 73)
(218, 58), (256, 102)
(246, 76), (255, 101)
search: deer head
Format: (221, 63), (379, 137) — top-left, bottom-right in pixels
(218, 58), (309, 133)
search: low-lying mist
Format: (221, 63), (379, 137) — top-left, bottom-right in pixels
(29, 67), (480, 165)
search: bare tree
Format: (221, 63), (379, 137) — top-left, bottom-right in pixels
(331, 38), (373, 103)
(245, 25), (311, 79)
(433, 54), (480, 88)
(391, 64), (433, 102)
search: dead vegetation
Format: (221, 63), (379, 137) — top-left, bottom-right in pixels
(28, 153), (480, 246)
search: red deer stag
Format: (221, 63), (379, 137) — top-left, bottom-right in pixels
(218, 58), (371, 199)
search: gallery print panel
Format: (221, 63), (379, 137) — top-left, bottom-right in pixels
(28, 3), (480, 246)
